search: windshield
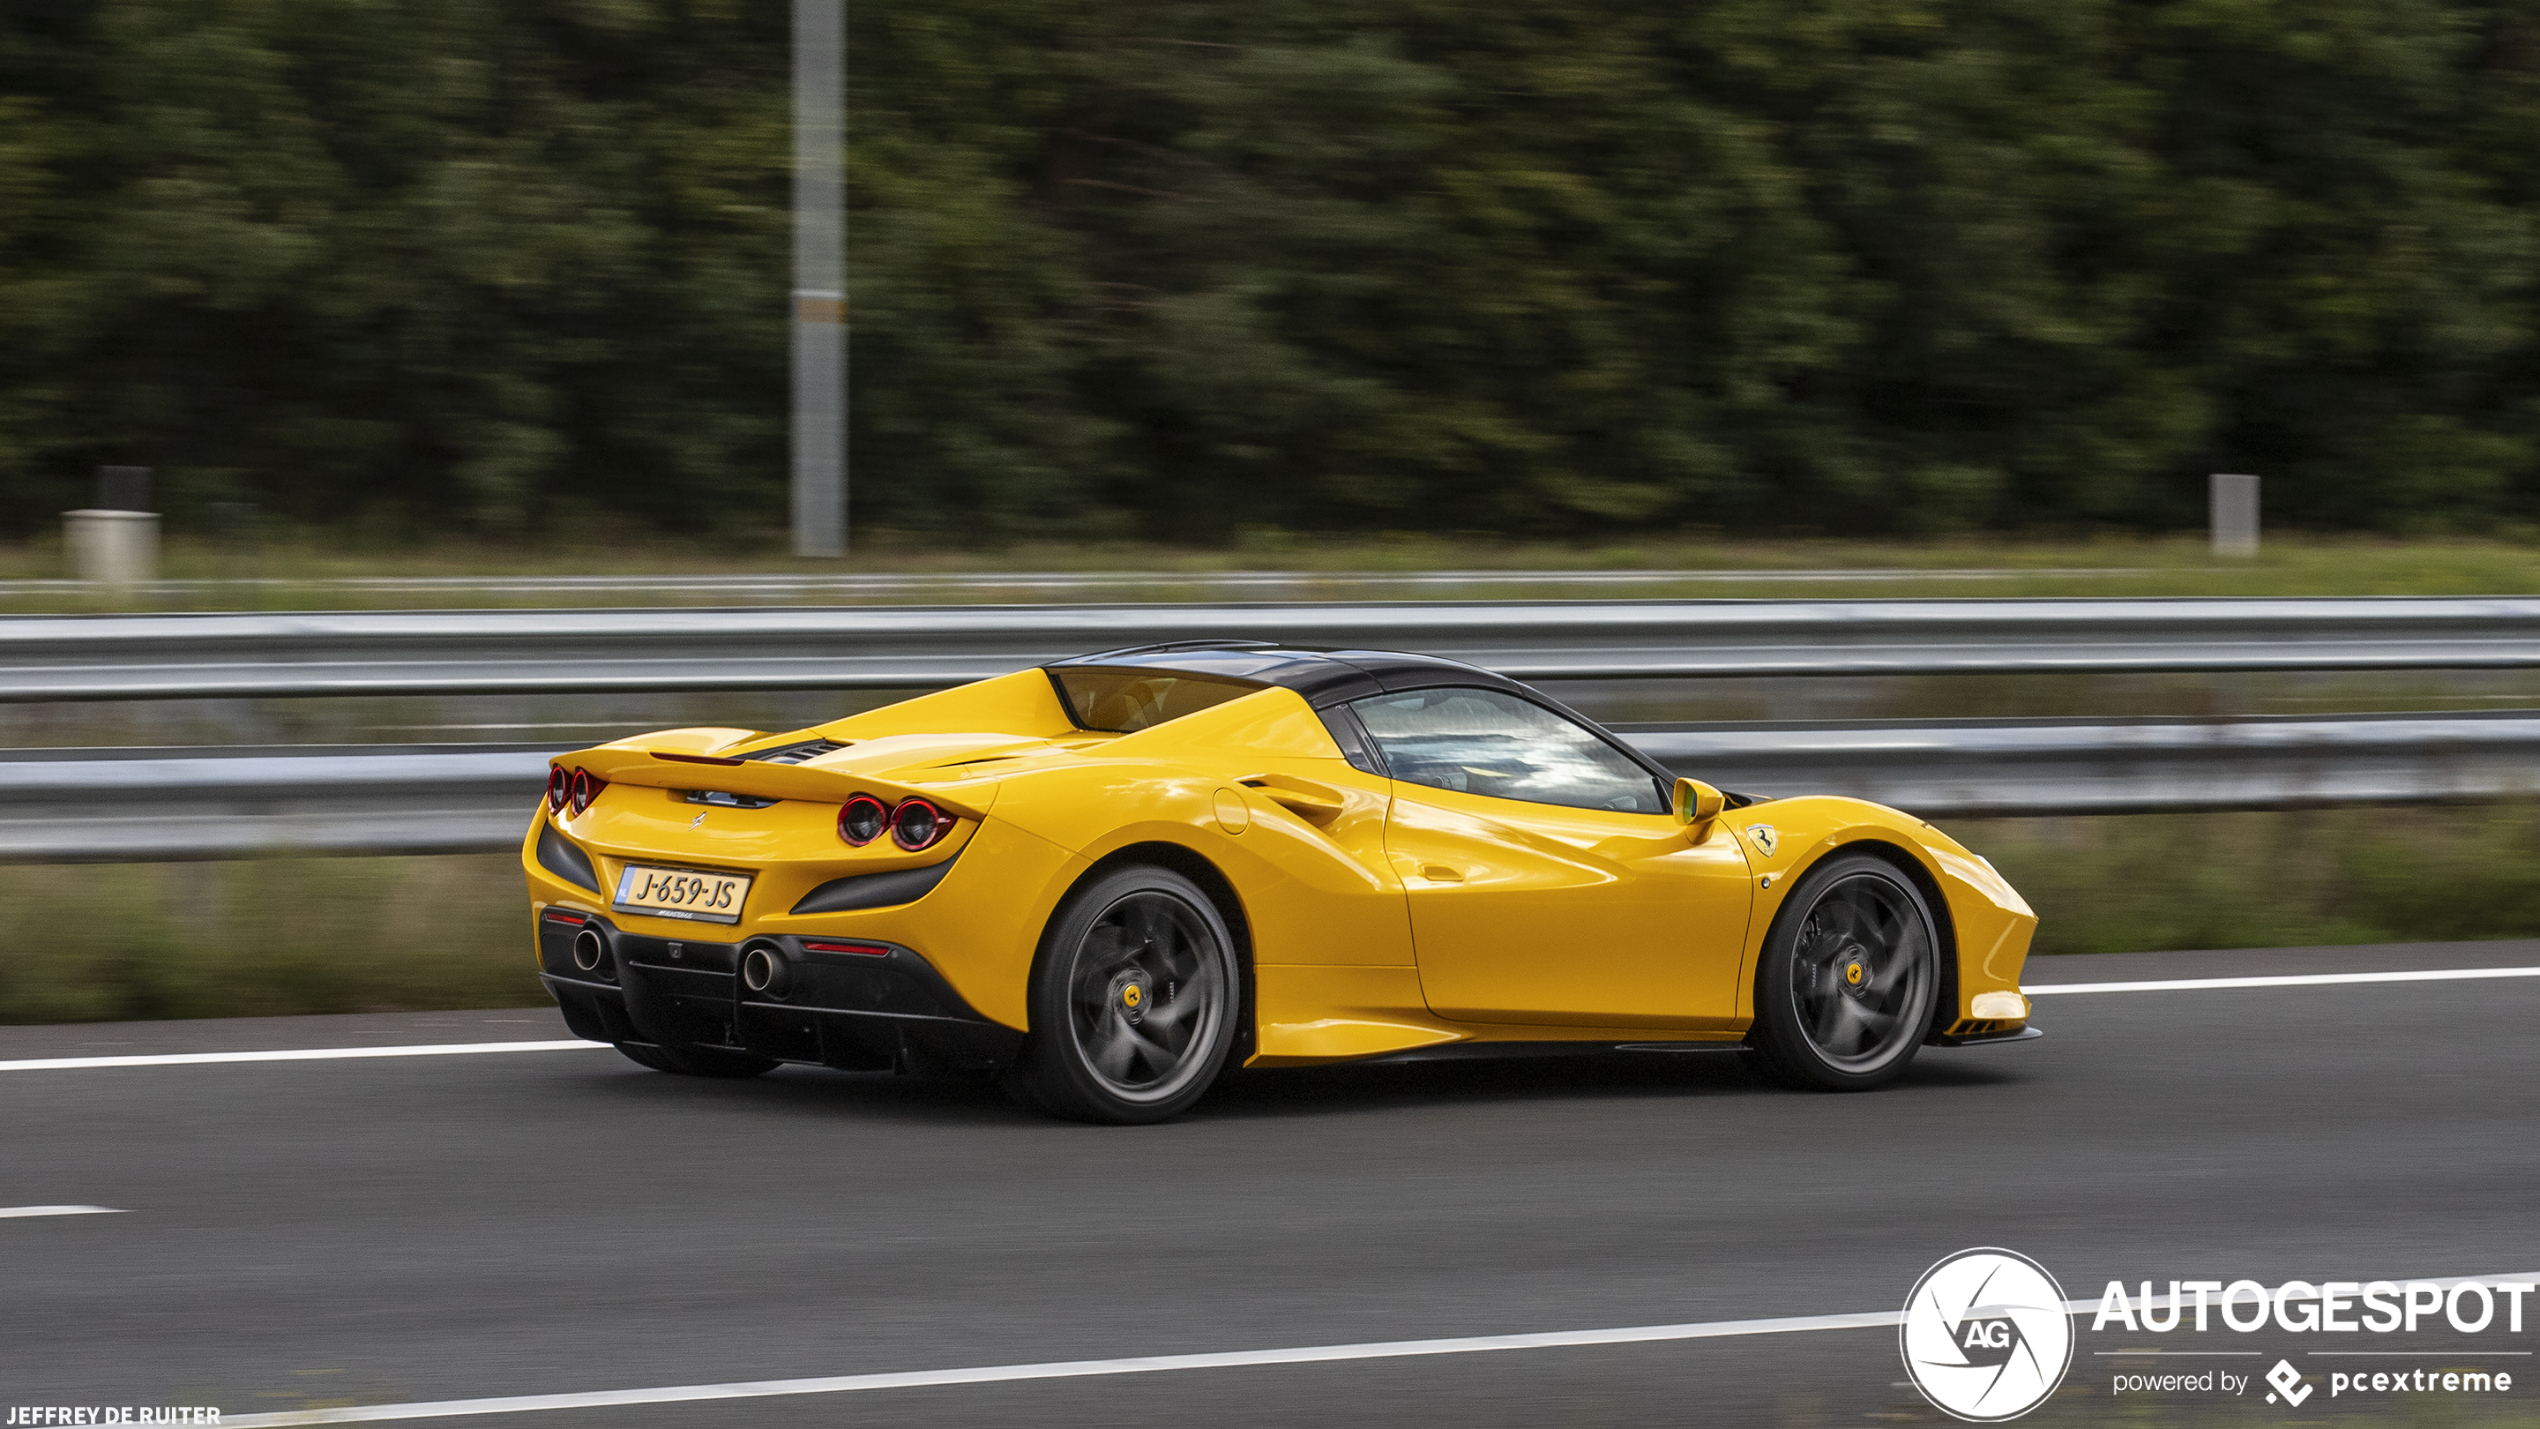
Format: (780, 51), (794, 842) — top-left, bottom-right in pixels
(1050, 667), (1265, 733)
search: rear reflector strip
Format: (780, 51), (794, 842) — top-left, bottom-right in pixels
(543, 911), (590, 926)
(802, 940), (890, 957)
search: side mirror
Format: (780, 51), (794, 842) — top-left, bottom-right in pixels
(1673, 777), (1724, 828)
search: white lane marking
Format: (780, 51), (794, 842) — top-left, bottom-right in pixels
(0, 1041), (607, 1073)
(2027, 965), (2540, 996)
(217, 1271), (2540, 1427)
(0, 1205), (123, 1219)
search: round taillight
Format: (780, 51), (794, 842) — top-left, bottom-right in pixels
(891, 797), (949, 851)
(546, 767), (570, 813)
(838, 793), (889, 846)
(569, 768), (603, 815)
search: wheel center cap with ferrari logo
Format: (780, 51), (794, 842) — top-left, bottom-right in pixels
(1836, 945), (1875, 998)
(1900, 1248), (2074, 1421)
(1111, 970), (1149, 1024)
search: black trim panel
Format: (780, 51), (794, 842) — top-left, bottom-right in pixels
(1316, 704), (1387, 776)
(1356, 1040), (1747, 1066)
(536, 823), (602, 893)
(790, 847), (963, 914)
(1931, 1025), (2044, 1048)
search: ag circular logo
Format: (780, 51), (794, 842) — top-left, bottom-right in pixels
(1900, 1248), (2074, 1422)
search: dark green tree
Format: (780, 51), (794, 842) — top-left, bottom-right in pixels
(7, 0), (2540, 541)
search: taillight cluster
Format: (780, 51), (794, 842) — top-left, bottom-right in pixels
(838, 793), (952, 851)
(546, 766), (607, 816)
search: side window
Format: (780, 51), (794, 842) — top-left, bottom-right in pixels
(1350, 687), (1666, 815)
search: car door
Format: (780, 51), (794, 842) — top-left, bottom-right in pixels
(1348, 686), (1754, 1029)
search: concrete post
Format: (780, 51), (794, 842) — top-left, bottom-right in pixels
(2210, 473), (2260, 558)
(65, 510), (161, 585)
(68, 464), (160, 585)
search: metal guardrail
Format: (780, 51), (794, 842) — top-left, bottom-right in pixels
(0, 744), (554, 862)
(11, 713), (2537, 861)
(0, 566), (2143, 600)
(13, 596), (2540, 701)
(1630, 710), (2540, 816)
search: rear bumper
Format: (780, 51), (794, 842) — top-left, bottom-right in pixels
(536, 909), (1022, 1072)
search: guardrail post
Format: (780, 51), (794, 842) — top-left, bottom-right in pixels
(2210, 473), (2260, 558)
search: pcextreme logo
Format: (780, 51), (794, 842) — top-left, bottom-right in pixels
(1900, 1248), (2076, 1422)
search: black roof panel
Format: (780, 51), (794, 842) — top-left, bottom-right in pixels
(1043, 645), (1529, 708)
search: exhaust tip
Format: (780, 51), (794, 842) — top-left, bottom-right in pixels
(571, 927), (610, 975)
(741, 945), (792, 998)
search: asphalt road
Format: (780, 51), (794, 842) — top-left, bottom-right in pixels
(3, 941), (2536, 1428)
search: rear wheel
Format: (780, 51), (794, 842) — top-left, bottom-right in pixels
(615, 1040), (778, 1079)
(1004, 865), (1240, 1124)
(1748, 853), (1938, 1091)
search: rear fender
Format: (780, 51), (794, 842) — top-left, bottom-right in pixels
(994, 762), (1416, 970)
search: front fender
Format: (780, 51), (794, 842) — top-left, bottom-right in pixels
(1723, 797), (2036, 1028)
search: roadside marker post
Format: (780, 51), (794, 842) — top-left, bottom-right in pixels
(791, 0), (846, 559)
(2211, 473), (2260, 558)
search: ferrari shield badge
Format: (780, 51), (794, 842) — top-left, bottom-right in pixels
(1745, 824), (1778, 857)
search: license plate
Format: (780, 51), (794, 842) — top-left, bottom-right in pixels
(612, 865), (752, 924)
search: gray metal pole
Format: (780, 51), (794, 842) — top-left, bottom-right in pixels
(792, 0), (846, 558)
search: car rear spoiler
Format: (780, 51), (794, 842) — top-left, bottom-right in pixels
(556, 745), (995, 820)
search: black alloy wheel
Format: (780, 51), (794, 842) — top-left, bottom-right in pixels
(615, 1040), (779, 1079)
(1748, 852), (1939, 1091)
(1005, 864), (1241, 1124)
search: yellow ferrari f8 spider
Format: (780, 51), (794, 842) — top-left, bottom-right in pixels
(522, 643), (2038, 1122)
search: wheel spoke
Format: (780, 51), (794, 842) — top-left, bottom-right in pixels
(1835, 998), (1895, 1052)
(1120, 896), (1171, 953)
(1088, 1021), (1139, 1080)
(1143, 988), (1200, 1037)
(1124, 1024), (1178, 1077)
(1810, 986), (1847, 1043)
(1079, 924), (1133, 975)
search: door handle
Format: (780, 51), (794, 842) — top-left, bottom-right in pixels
(1419, 865), (1465, 883)
(1238, 773), (1347, 824)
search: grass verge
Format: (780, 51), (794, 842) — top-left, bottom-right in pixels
(0, 855), (539, 1024)
(1960, 802), (2540, 957)
(9, 803), (2540, 1022)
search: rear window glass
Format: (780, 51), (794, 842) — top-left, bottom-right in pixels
(1050, 668), (1265, 733)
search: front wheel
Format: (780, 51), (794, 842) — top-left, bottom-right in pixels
(1003, 865), (1241, 1124)
(1748, 853), (1939, 1091)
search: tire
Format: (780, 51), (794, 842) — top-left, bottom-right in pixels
(1003, 864), (1242, 1124)
(1748, 852), (1940, 1092)
(615, 1040), (778, 1079)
